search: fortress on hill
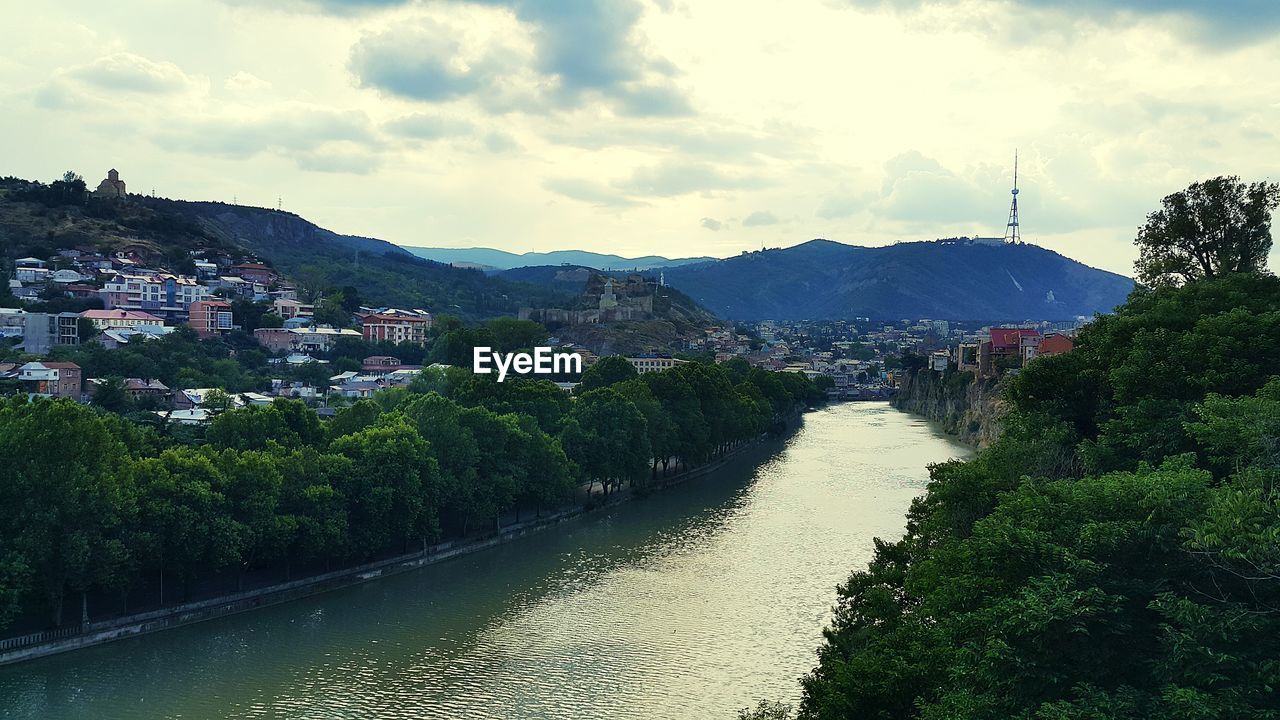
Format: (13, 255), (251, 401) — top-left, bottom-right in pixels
(519, 273), (655, 326)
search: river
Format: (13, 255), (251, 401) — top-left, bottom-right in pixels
(0, 403), (969, 720)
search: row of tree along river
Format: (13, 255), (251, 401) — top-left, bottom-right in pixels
(0, 400), (968, 718)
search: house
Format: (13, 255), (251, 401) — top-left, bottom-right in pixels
(15, 266), (49, 283)
(188, 300), (234, 337)
(272, 380), (320, 400)
(229, 263), (276, 286)
(96, 325), (173, 349)
(154, 408), (212, 425)
(89, 377), (170, 401)
(362, 355), (402, 372)
(330, 379), (383, 399)
(360, 311), (432, 345)
(1038, 334), (1075, 357)
(49, 269), (88, 284)
(192, 260), (219, 280)
(18, 361), (83, 399)
(989, 327), (1041, 363)
(271, 298), (314, 320)
(62, 283), (100, 299)
(174, 388), (244, 410)
(81, 309), (165, 330)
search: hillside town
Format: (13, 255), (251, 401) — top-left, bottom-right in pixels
(1, 237), (1083, 415)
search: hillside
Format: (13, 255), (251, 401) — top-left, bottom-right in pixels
(403, 246), (714, 271)
(0, 176), (572, 318)
(537, 272), (720, 355)
(662, 239), (1135, 321)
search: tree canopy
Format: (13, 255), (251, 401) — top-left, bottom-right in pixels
(1134, 175), (1280, 287)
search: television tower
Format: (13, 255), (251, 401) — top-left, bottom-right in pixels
(1003, 150), (1021, 244)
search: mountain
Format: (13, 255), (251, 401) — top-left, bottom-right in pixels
(0, 177), (573, 318)
(661, 239), (1134, 321)
(403, 246), (715, 271)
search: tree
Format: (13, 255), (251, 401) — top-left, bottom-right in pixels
(560, 388), (650, 496)
(1134, 175), (1280, 287)
(576, 355), (637, 393)
(486, 317), (547, 353)
(91, 377), (134, 414)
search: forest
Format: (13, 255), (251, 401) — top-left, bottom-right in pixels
(0, 355), (821, 634)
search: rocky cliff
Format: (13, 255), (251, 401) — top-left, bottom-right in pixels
(891, 369), (1004, 447)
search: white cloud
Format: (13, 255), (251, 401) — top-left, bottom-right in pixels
(743, 210), (779, 227)
(4, 0), (1280, 276)
(225, 71), (272, 91)
(63, 52), (198, 94)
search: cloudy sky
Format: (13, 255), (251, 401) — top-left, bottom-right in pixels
(5, 0), (1279, 275)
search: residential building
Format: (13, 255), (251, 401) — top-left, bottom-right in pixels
(102, 273), (210, 317)
(22, 312), (80, 354)
(272, 298), (314, 320)
(624, 355), (688, 374)
(989, 327), (1041, 362)
(15, 266), (48, 283)
(254, 326), (361, 353)
(88, 377), (170, 401)
(188, 300), (234, 337)
(229, 263), (276, 285)
(97, 325), (174, 349)
(18, 361), (82, 399)
(362, 355), (402, 372)
(1038, 334), (1075, 357)
(361, 311), (432, 345)
(80, 309), (165, 330)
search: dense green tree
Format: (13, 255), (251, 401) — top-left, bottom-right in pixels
(91, 377), (134, 414)
(486, 317), (548, 353)
(793, 261), (1280, 718)
(560, 388), (650, 496)
(576, 355), (637, 393)
(0, 399), (136, 625)
(1135, 175), (1280, 287)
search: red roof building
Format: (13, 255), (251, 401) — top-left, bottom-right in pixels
(989, 327), (1041, 353)
(1039, 334), (1075, 356)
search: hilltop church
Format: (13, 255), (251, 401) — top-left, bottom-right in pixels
(93, 168), (127, 199)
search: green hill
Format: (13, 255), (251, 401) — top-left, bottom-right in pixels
(0, 175), (572, 319)
(663, 238), (1135, 321)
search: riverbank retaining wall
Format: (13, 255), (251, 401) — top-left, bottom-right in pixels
(0, 429), (792, 666)
(890, 368), (1003, 447)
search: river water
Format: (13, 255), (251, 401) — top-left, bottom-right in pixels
(0, 403), (968, 720)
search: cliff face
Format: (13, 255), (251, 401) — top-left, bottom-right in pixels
(891, 369), (1004, 447)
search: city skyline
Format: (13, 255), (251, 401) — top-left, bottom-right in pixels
(4, 0), (1279, 276)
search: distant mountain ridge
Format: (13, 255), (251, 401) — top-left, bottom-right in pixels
(403, 246), (714, 271)
(661, 239), (1135, 321)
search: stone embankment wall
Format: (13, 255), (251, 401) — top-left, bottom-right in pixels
(890, 368), (1004, 447)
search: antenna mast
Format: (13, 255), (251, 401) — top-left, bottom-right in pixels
(1003, 150), (1021, 244)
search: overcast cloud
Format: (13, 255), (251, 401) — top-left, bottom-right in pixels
(4, 0), (1279, 275)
